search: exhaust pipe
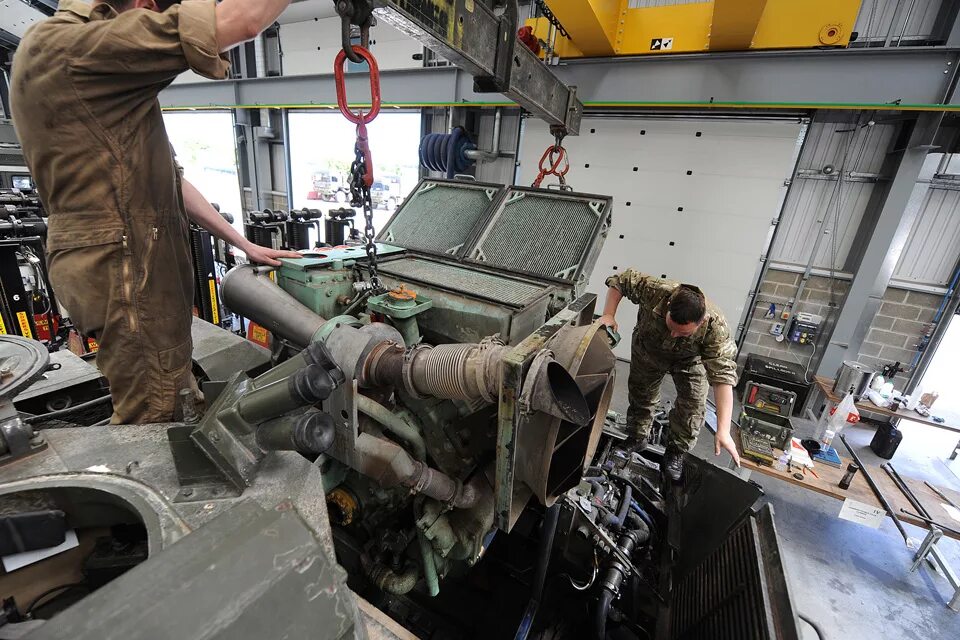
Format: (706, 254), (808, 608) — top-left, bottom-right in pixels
(221, 265), (326, 347)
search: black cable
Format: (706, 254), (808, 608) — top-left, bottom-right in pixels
(798, 612), (826, 640)
(25, 582), (90, 617)
(23, 394), (112, 424)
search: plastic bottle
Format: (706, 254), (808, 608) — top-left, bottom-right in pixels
(821, 429), (836, 450)
(774, 452), (790, 472)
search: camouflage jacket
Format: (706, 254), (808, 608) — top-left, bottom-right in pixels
(605, 270), (739, 386)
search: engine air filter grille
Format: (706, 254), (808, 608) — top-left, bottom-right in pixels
(377, 180), (500, 256)
(468, 189), (608, 282)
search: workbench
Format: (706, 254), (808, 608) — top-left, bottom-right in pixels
(810, 376), (960, 460)
(734, 430), (960, 610)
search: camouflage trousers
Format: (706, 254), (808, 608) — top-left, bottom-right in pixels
(626, 340), (709, 453)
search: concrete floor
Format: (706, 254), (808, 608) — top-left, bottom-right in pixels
(609, 361), (960, 640)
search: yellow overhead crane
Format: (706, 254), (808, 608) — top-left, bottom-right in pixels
(525, 0), (863, 58)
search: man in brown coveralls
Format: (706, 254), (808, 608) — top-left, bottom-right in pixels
(600, 270), (741, 480)
(11, 0), (298, 423)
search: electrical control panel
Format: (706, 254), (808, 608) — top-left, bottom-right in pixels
(787, 312), (822, 344)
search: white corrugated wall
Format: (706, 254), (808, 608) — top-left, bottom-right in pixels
(894, 185), (960, 285)
(853, 0), (944, 45)
(768, 121), (896, 270)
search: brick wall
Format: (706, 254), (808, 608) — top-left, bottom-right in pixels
(740, 267), (942, 389)
(740, 270), (848, 373)
(855, 288), (940, 389)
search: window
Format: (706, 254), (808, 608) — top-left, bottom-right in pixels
(288, 111), (421, 240)
(162, 111), (243, 234)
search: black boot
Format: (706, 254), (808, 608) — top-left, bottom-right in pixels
(662, 450), (684, 482)
(627, 435), (649, 456)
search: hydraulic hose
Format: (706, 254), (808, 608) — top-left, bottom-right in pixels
(594, 590), (615, 640)
(418, 531), (440, 597)
(364, 559), (419, 595)
(515, 504), (561, 640)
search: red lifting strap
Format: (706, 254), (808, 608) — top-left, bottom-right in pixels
(334, 45), (382, 125)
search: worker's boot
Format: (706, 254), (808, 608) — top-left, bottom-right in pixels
(626, 436), (649, 457)
(662, 450), (684, 482)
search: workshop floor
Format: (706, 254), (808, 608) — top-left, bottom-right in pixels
(610, 361), (960, 640)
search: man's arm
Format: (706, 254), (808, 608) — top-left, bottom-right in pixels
(216, 0), (292, 51)
(181, 178), (300, 267)
(599, 269), (649, 331)
(700, 314), (741, 466)
(599, 286), (623, 332)
(712, 383), (740, 467)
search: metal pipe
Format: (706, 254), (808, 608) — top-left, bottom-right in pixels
(418, 530), (440, 597)
(353, 433), (478, 509)
(838, 434), (910, 542)
(220, 265), (326, 347)
(369, 341), (589, 422)
(884, 462), (931, 518)
(900, 509), (960, 537)
(357, 395), (427, 461)
(896, 0), (917, 47)
(464, 108), (502, 162)
(925, 481), (960, 510)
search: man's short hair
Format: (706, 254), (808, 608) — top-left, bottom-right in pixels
(668, 284), (706, 325)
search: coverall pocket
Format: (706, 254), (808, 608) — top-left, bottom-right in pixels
(156, 339), (194, 419)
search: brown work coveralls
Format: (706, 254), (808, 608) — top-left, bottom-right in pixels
(11, 0), (230, 423)
(605, 271), (739, 453)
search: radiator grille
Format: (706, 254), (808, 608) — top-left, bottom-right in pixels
(379, 257), (548, 307)
(671, 517), (773, 640)
(469, 191), (605, 281)
(378, 181), (498, 256)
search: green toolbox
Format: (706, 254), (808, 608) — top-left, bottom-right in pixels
(740, 381), (795, 450)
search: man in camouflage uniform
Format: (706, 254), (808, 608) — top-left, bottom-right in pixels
(599, 271), (741, 480)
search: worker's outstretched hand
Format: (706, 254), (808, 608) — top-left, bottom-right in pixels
(598, 313), (619, 333)
(243, 242), (302, 267)
(715, 431), (741, 467)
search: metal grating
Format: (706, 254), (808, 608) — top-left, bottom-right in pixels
(469, 190), (606, 281)
(671, 517), (773, 640)
(377, 180), (500, 256)
(378, 257), (549, 306)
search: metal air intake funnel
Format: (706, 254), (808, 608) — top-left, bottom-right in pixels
(522, 352), (590, 425)
(221, 265), (326, 347)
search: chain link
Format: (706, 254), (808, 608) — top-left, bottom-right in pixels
(534, 0), (569, 39)
(348, 124), (383, 292)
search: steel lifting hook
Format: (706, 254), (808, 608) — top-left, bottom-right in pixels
(336, 0), (373, 63)
(334, 45), (382, 125)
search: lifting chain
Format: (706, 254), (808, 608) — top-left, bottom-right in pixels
(532, 126), (571, 189)
(335, 45), (383, 292)
(534, 0), (570, 40)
